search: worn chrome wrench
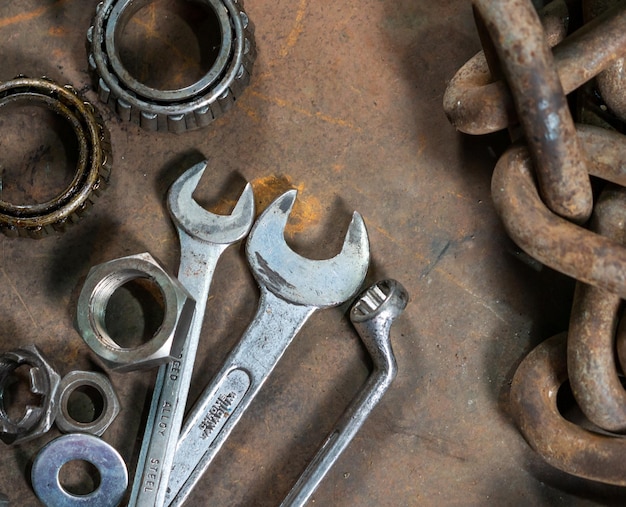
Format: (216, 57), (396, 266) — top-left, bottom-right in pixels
(165, 189), (370, 506)
(128, 161), (255, 507)
(281, 278), (408, 507)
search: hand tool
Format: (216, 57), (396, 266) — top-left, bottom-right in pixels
(31, 433), (127, 507)
(164, 189), (370, 506)
(128, 161), (255, 506)
(281, 279), (408, 507)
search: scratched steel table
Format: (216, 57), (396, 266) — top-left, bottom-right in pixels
(0, 1), (624, 505)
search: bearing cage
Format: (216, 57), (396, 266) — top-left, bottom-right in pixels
(0, 77), (111, 238)
(87, 0), (256, 133)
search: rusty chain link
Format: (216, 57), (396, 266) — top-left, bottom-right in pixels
(445, 0), (626, 487)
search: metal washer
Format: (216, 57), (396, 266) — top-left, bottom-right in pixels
(31, 433), (128, 507)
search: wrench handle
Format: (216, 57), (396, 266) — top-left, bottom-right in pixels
(129, 232), (228, 507)
(165, 289), (315, 506)
(280, 361), (396, 507)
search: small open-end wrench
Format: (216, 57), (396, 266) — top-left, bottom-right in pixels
(281, 279), (408, 507)
(128, 161), (255, 507)
(165, 189), (370, 506)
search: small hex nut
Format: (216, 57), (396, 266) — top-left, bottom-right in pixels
(55, 370), (120, 436)
(76, 252), (195, 372)
(0, 344), (61, 445)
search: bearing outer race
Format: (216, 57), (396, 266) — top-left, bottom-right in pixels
(56, 371), (119, 436)
(0, 94), (89, 213)
(76, 255), (188, 370)
(31, 433), (128, 507)
(0, 77), (110, 238)
(104, 0), (233, 101)
(88, 0), (255, 132)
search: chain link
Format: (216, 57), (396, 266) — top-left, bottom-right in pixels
(445, 0), (626, 485)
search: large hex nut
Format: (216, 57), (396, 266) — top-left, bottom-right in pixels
(76, 252), (195, 372)
(0, 344), (61, 445)
(55, 370), (120, 436)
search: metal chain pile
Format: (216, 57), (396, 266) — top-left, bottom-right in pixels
(445, 0), (626, 486)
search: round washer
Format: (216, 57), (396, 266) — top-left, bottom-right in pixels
(0, 77), (111, 238)
(31, 433), (128, 507)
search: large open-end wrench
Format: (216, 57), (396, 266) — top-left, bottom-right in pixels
(128, 161), (255, 507)
(165, 190), (370, 506)
(281, 279), (408, 507)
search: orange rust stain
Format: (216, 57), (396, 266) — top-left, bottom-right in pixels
(279, 0), (308, 58)
(235, 93), (258, 121)
(417, 134), (427, 157)
(249, 90), (360, 131)
(332, 163), (344, 173)
(251, 175), (322, 236)
(63, 343), (82, 364)
(0, 0), (72, 29)
(48, 26), (68, 37)
(234, 101), (259, 122)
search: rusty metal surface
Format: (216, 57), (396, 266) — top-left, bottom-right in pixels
(471, 0), (594, 223)
(510, 332), (626, 487)
(567, 186), (626, 433)
(443, 1), (626, 135)
(0, 1), (625, 506)
(491, 128), (626, 299)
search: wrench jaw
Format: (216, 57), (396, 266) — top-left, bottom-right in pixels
(351, 280), (408, 346)
(167, 160), (255, 244)
(165, 190), (372, 507)
(246, 190), (371, 307)
(350, 279), (408, 380)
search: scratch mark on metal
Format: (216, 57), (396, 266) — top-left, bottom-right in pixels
(420, 241), (451, 278)
(1, 268), (38, 329)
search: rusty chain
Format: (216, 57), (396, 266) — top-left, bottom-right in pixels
(445, 0), (626, 487)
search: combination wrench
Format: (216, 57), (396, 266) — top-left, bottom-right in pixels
(281, 278), (408, 507)
(129, 160), (255, 507)
(165, 189), (370, 506)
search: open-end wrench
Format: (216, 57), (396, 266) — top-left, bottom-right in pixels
(281, 279), (408, 507)
(128, 161), (255, 507)
(165, 189), (370, 506)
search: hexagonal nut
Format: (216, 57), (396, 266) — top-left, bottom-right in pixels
(0, 344), (61, 445)
(75, 252), (195, 372)
(55, 370), (120, 436)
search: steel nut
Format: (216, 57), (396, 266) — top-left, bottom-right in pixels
(0, 344), (61, 445)
(56, 370), (120, 436)
(76, 252), (195, 372)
